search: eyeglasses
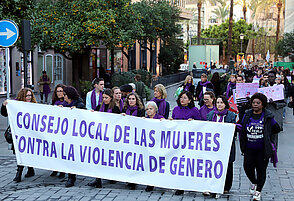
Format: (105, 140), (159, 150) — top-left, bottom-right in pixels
(57, 90), (63, 93)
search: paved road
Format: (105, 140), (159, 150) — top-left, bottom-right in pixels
(0, 85), (294, 201)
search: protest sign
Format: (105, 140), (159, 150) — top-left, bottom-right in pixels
(257, 85), (284, 101)
(6, 100), (235, 193)
(235, 83), (259, 104)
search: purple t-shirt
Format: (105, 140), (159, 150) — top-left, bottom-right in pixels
(172, 106), (201, 120)
(245, 112), (277, 149)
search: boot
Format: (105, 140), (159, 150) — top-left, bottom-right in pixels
(175, 190), (184, 195)
(145, 186), (154, 192)
(128, 183), (136, 190)
(13, 166), (23, 182)
(50, 171), (58, 176)
(25, 167), (35, 177)
(87, 178), (102, 188)
(58, 172), (65, 179)
(65, 174), (76, 187)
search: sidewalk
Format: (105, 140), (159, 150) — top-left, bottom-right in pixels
(0, 85), (294, 200)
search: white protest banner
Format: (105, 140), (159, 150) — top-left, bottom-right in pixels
(6, 100), (235, 193)
(257, 85), (284, 101)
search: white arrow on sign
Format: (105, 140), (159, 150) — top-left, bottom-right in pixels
(0, 28), (16, 40)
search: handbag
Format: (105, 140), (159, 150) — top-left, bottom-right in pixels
(288, 101), (293, 108)
(174, 87), (183, 99)
(4, 126), (13, 144)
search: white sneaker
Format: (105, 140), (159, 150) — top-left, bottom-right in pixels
(250, 184), (257, 195)
(253, 191), (261, 201)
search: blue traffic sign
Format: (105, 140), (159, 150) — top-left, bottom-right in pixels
(0, 20), (19, 47)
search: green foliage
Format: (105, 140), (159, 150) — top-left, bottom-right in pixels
(32, 0), (140, 56)
(0, 0), (36, 50)
(158, 37), (184, 75)
(111, 71), (135, 87)
(79, 80), (92, 98)
(201, 19), (266, 57)
(133, 0), (181, 46)
(276, 30), (294, 57)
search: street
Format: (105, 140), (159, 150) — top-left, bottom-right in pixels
(0, 83), (293, 201)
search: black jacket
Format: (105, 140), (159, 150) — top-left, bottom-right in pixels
(240, 109), (280, 159)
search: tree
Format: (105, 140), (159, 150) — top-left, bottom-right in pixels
(133, 0), (181, 74)
(158, 37), (184, 75)
(201, 19), (264, 58)
(227, 0), (234, 62)
(276, 31), (294, 58)
(0, 0), (36, 49)
(212, 5), (229, 23)
(32, 0), (141, 90)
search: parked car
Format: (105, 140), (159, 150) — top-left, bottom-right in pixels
(179, 64), (189, 71)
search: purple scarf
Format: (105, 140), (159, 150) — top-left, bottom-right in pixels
(226, 82), (236, 98)
(126, 106), (138, 116)
(147, 113), (164, 119)
(91, 90), (103, 110)
(184, 83), (192, 91)
(212, 109), (228, 122)
(54, 100), (67, 106)
(199, 81), (212, 99)
(99, 103), (112, 113)
(118, 99), (124, 112)
(151, 98), (166, 116)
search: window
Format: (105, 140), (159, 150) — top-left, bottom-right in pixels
(45, 54), (53, 83)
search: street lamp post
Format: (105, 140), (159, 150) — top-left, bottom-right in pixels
(240, 33), (244, 53)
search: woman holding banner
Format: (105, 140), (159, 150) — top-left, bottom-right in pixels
(199, 91), (216, 120)
(171, 91), (201, 122)
(144, 101), (164, 192)
(151, 84), (170, 119)
(1, 88), (37, 183)
(207, 95), (236, 196)
(122, 92), (144, 190)
(240, 93), (280, 201)
(87, 89), (120, 188)
(122, 92), (145, 118)
(95, 89), (120, 114)
(50, 84), (67, 178)
(112, 87), (124, 112)
(172, 91), (201, 195)
(62, 86), (86, 187)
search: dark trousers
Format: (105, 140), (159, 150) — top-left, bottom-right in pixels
(224, 162), (233, 191)
(244, 148), (269, 192)
(40, 92), (49, 102)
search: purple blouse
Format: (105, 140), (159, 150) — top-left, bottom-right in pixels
(172, 106), (201, 120)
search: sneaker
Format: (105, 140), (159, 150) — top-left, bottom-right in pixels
(250, 184), (257, 195)
(253, 191), (261, 201)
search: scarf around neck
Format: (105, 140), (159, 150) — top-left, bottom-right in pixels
(151, 97), (166, 116)
(184, 83), (192, 91)
(126, 106), (138, 116)
(226, 82), (236, 98)
(199, 81), (211, 99)
(212, 108), (228, 122)
(99, 103), (112, 113)
(91, 89), (103, 110)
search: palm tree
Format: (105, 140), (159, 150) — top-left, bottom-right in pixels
(212, 5), (229, 23)
(275, 0), (282, 61)
(227, 0), (234, 62)
(242, 0), (247, 21)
